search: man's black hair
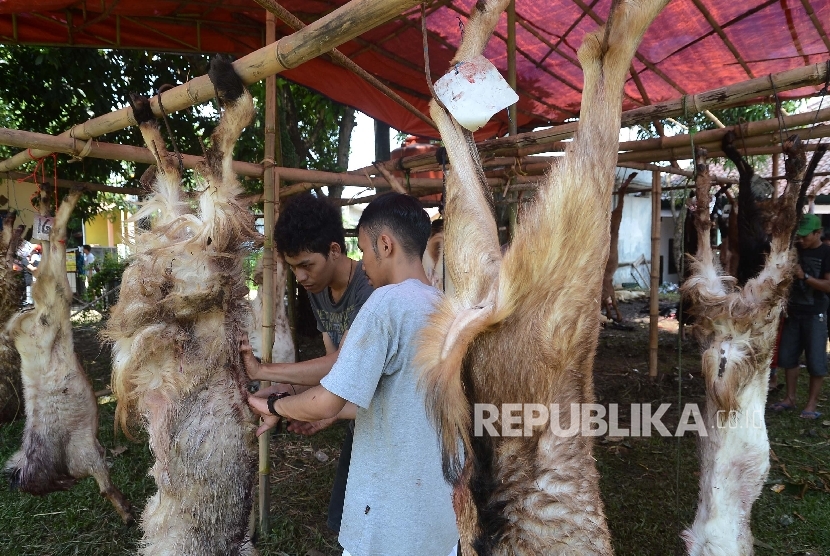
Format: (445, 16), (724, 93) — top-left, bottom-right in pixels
(82, 244), (91, 251)
(357, 193), (431, 259)
(275, 193), (346, 257)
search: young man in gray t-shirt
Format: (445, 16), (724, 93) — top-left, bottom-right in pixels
(246, 193), (459, 556)
(243, 192), (372, 532)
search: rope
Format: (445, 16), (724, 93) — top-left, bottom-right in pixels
(769, 75), (788, 150)
(16, 152), (59, 212)
(809, 60), (830, 148)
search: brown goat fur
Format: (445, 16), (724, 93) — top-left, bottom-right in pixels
(0, 211), (25, 422)
(105, 59), (260, 555)
(3, 189), (133, 523)
(417, 0), (669, 553)
(681, 140), (805, 555)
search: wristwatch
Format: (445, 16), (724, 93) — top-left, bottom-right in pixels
(266, 391), (291, 416)
(804, 273), (812, 282)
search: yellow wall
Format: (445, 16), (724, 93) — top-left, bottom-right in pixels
(0, 178), (40, 234)
(84, 212), (127, 247)
(1, 179), (128, 248)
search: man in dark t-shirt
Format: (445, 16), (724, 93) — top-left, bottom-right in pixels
(771, 213), (830, 420)
(241, 193), (373, 532)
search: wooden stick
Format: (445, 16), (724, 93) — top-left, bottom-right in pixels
(799, 0), (830, 53)
(372, 162), (407, 194)
(0, 0), (424, 173)
(1, 171), (144, 195)
(252, 0), (436, 131)
(690, 0), (753, 78)
(649, 170), (662, 379)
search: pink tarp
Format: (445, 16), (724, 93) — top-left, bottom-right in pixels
(0, 0), (828, 139)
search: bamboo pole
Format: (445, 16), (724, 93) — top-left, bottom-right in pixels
(618, 123), (830, 162)
(363, 63), (830, 174)
(0, 0), (425, 173)
(507, 0), (518, 137)
(621, 135), (830, 163)
(649, 171), (661, 379)
(0, 171), (144, 195)
(258, 9), (277, 540)
(0, 126), (457, 187)
(252, 0), (435, 131)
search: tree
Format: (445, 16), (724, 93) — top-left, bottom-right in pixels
(0, 46), (353, 218)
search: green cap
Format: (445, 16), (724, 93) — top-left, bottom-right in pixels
(797, 213), (823, 237)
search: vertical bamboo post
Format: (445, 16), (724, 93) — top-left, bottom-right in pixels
(649, 171), (662, 378)
(506, 0), (518, 239)
(507, 0), (517, 137)
(258, 8), (278, 539)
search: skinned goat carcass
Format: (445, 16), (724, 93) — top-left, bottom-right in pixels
(416, 0), (668, 553)
(105, 57), (261, 555)
(0, 211), (25, 422)
(601, 173), (636, 323)
(3, 188), (133, 523)
(246, 257), (296, 364)
(681, 139), (807, 556)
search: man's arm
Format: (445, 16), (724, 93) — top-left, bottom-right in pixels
(794, 264), (830, 293)
(240, 334), (335, 385)
(248, 385), (347, 436)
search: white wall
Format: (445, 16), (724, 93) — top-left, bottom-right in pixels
(612, 194), (651, 288)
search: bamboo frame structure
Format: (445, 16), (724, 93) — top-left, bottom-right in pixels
(364, 62), (830, 174)
(649, 171), (662, 379)
(258, 10), (277, 539)
(0, 0), (425, 173)
(252, 0), (436, 131)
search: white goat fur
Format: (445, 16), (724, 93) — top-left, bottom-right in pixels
(681, 144), (804, 556)
(105, 81), (260, 555)
(417, 0), (669, 554)
(4, 189), (133, 523)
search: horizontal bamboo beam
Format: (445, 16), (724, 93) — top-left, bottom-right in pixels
(362, 62), (830, 174)
(619, 124), (830, 162)
(0, 0), (424, 173)
(617, 105), (830, 154)
(0, 126), (459, 188)
(253, 0), (436, 131)
(1, 171), (145, 196)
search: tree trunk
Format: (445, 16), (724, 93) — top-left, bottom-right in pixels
(330, 106), (356, 201)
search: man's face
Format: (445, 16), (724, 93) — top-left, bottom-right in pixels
(283, 248), (336, 294)
(357, 228), (382, 288)
(797, 229), (822, 249)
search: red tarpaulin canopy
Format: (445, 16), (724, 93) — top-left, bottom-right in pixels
(0, 0), (829, 139)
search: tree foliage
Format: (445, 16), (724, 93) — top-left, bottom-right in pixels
(0, 46), (353, 223)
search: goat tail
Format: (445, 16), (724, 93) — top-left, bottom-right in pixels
(416, 297), (493, 484)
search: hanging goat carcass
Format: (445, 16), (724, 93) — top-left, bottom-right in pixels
(0, 211), (25, 422)
(3, 187), (133, 523)
(416, 0), (668, 553)
(681, 138), (807, 556)
(105, 57), (260, 555)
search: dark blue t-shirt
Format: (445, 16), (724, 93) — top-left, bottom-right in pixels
(308, 260), (373, 347)
(789, 243), (830, 315)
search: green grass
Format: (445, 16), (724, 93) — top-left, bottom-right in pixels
(0, 321), (828, 555)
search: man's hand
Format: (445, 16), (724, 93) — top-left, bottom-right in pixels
(247, 389), (281, 437)
(239, 333), (262, 380)
(794, 263), (805, 280)
(287, 416), (338, 436)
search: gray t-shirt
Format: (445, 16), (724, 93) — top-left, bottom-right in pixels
(309, 260), (374, 347)
(320, 279), (459, 556)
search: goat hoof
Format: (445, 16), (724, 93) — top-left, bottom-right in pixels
(128, 93), (154, 125)
(208, 54), (245, 105)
